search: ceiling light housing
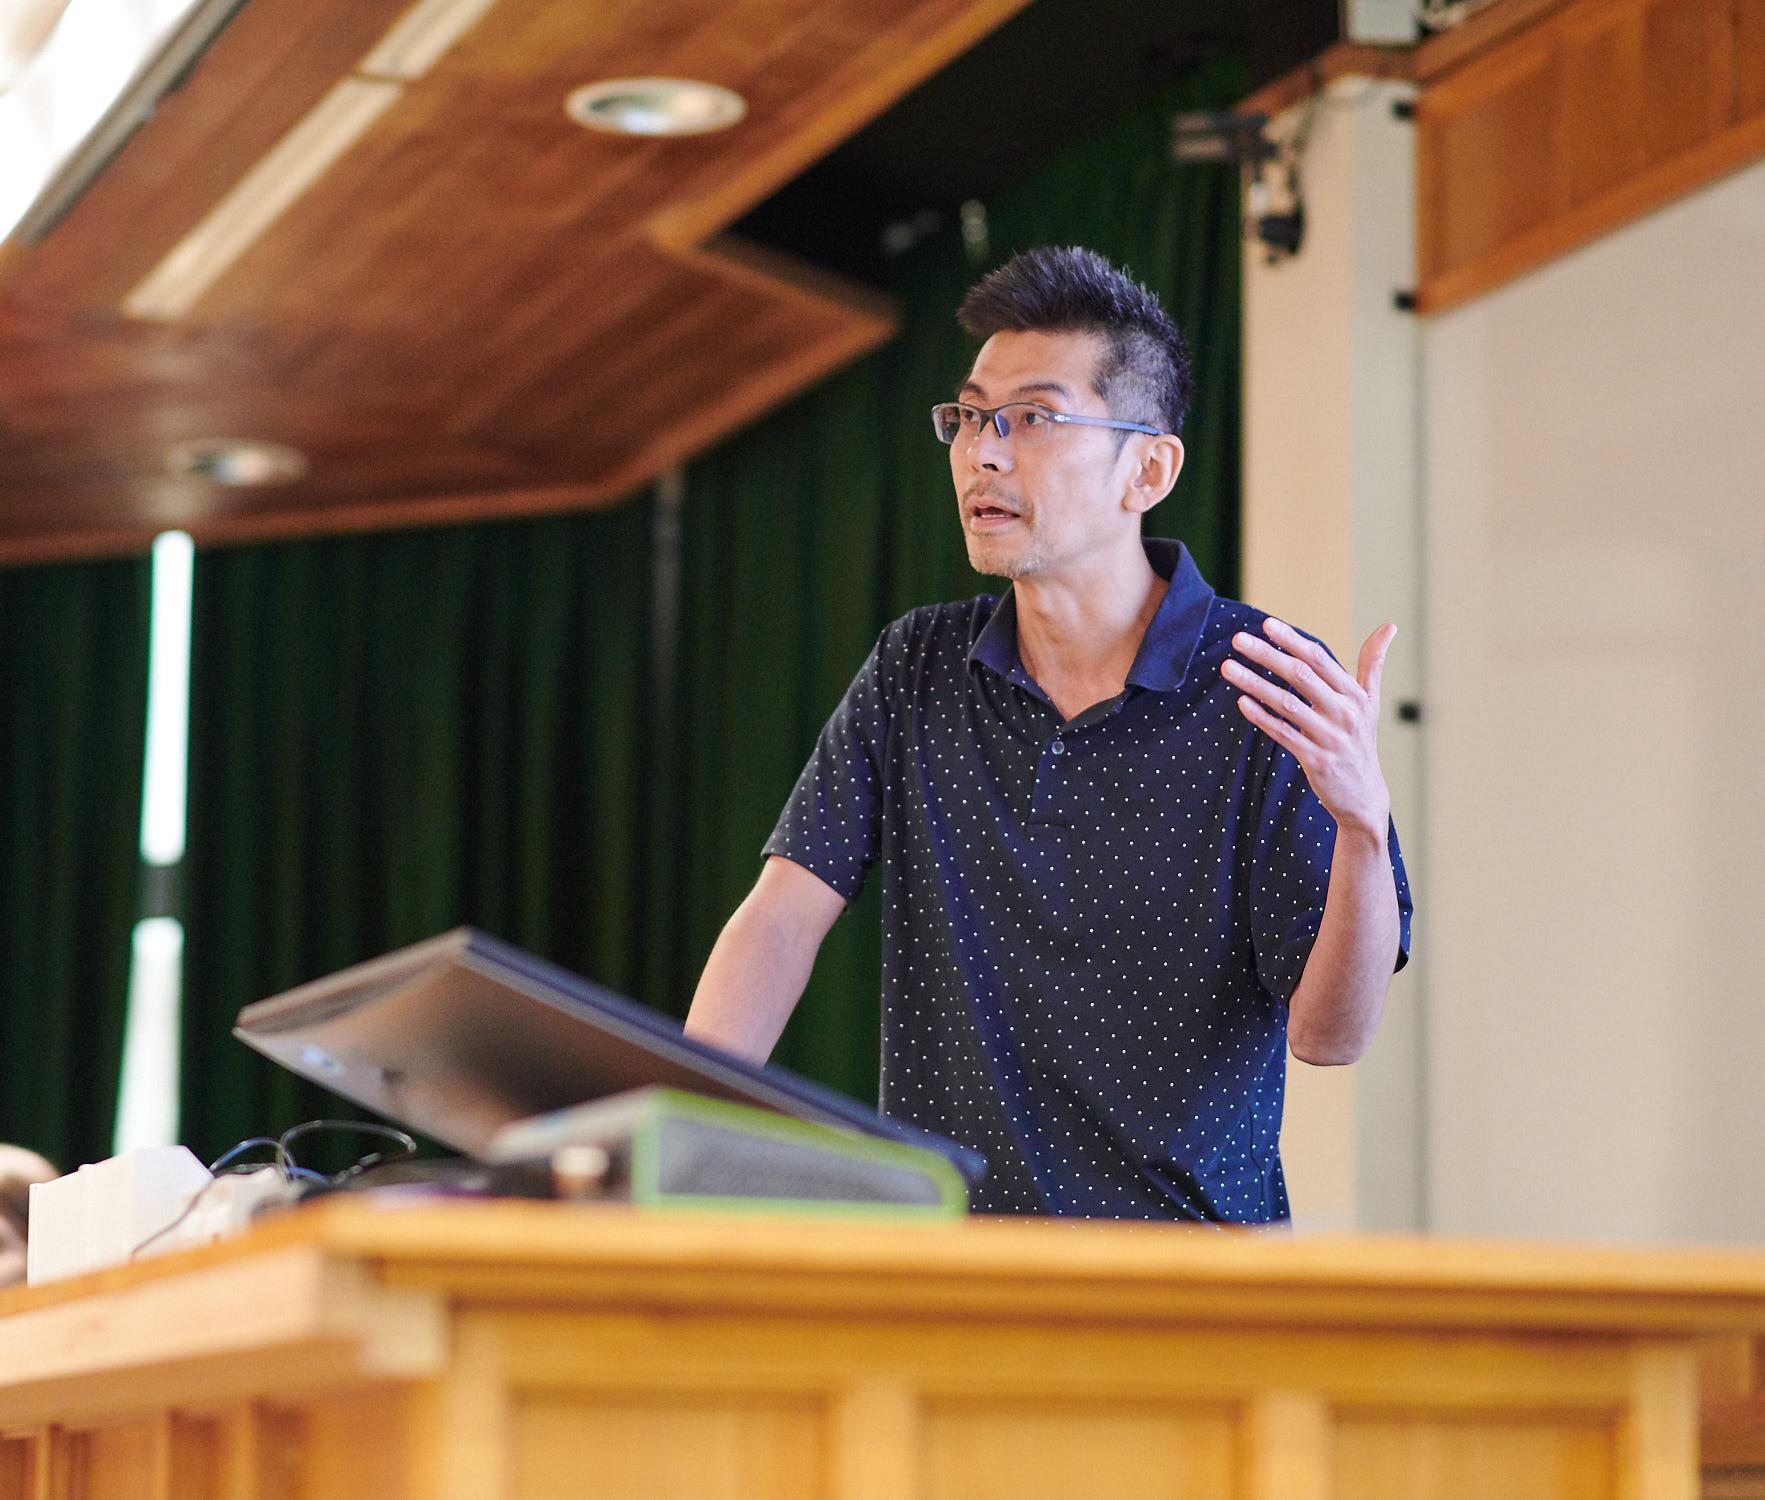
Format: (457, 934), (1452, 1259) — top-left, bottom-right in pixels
(564, 78), (746, 138)
(167, 439), (308, 487)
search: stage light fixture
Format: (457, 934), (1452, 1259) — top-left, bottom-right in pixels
(1171, 110), (1307, 264)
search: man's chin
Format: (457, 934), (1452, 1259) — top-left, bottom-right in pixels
(966, 543), (1011, 578)
(965, 535), (1039, 580)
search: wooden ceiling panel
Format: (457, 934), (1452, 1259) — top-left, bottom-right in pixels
(440, 241), (885, 472)
(0, 0), (1033, 562)
(484, 277), (739, 454)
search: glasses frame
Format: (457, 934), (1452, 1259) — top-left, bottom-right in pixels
(930, 399), (1164, 446)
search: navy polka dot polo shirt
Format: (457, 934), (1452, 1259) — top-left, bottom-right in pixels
(763, 538), (1413, 1222)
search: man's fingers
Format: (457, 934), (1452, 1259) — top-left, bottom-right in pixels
(1261, 618), (1360, 697)
(1357, 623), (1397, 704)
(1233, 629), (1354, 723)
(1223, 657), (1328, 738)
(1228, 634), (1330, 704)
(1237, 692), (1320, 761)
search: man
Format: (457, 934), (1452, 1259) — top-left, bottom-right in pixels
(685, 246), (1412, 1221)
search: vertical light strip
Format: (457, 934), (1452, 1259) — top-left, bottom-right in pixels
(140, 530), (194, 865)
(113, 917), (185, 1153)
(117, 529), (197, 1154)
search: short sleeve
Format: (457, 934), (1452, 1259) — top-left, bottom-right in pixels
(761, 626), (896, 904)
(1244, 657), (1414, 1005)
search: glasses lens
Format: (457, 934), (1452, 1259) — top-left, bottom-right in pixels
(934, 403), (985, 444)
(998, 403), (1054, 441)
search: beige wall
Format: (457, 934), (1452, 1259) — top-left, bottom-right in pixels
(1420, 154), (1765, 1245)
(1242, 78), (1425, 1231)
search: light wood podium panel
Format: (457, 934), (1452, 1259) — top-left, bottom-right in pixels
(3, 1199), (1765, 1500)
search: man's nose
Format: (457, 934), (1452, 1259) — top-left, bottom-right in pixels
(970, 420), (1012, 471)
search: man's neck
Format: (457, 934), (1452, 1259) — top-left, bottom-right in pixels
(1012, 541), (1168, 708)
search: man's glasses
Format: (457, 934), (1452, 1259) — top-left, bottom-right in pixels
(930, 400), (1164, 446)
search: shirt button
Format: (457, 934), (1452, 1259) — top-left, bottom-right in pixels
(1050, 737), (1065, 756)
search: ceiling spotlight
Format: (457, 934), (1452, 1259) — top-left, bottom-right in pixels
(564, 78), (745, 138)
(1171, 109), (1306, 265)
(167, 439), (309, 487)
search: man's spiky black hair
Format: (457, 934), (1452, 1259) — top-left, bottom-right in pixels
(957, 245), (1194, 437)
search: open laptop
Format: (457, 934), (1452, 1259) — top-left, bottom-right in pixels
(233, 928), (987, 1186)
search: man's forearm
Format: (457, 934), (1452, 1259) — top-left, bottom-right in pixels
(684, 896), (819, 1063)
(1285, 821), (1402, 1066)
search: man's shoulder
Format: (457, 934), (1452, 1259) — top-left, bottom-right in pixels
(1195, 593), (1333, 662)
(850, 596), (998, 702)
(1204, 595), (1265, 644)
(876, 595), (999, 655)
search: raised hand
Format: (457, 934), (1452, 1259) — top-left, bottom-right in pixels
(1221, 618), (1398, 841)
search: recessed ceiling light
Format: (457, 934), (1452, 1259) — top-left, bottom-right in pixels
(167, 439), (309, 487)
(564, 78), (745, 138)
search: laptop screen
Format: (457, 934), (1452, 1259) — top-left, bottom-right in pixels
(233, 927), (986, 1185)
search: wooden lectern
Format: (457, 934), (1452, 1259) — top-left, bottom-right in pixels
(3, 1198), (1765, 1499)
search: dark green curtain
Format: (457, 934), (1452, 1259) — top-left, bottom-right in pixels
(0, 557), (151, 1170)
(648, 361), (898, 1099)
(653, 59), (1247, 1103)
(179, 506), (653, 1162)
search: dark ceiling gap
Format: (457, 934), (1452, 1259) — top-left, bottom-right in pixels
(730, 0), (1340, 289)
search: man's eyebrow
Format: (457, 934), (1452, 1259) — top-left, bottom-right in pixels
(955, 379), (1077, 401)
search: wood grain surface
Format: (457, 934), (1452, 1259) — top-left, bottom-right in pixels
(1414, 0), (1765, 312)
(0, 0), (1031, 562)
(5, 1200), (1765, 1498)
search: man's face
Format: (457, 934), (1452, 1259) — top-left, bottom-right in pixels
(950, 329), (1148, 581)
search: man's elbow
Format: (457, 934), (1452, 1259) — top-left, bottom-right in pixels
(1286, 979), (1389, 1066)
(1287, 1028), (1370, 1067)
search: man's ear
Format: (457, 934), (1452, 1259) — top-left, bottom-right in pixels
(1125, 434), (1184, 515)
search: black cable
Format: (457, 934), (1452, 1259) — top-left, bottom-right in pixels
(207, 1136), (287, 1174)
(128, 1120), (418, 1260)
(277, 1119), (417, 1184)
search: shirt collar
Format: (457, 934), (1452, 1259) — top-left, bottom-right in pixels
(968, 537), (1216, 695)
